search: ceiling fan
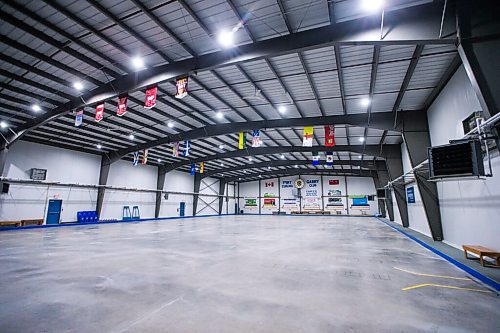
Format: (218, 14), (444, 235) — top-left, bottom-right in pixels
(242, 86), (264, 102)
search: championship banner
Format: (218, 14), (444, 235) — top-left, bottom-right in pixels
(141, 149), (148, 165)
(312, 152), (320, 166)
(74, 109), (83, 127)
(251, 129), (261, 147)
(117, 95), (128, 116)
(95, 103), (104, 122)
(238, 132), (246, 150)
(190, 164), (196, 176)
(172, 142), (179, 157)
(200, 162), (204, 174)
(183, 141), (190, 157)
(144, 85), (157, 109)
(326, 152), (334, 166)
(303, 127), (313, 147)
(325, 125), (335, 147)
(133, 152), (139, 166)
(175, 77), (188, 99)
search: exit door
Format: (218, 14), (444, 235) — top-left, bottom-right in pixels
(46, 199), (62, 225)
(179, 202), (186, 217)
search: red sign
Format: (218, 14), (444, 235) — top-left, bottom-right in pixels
(329, 179), (340, 185)
(117, 95), (128, 116)
(95, 103), (104, 122)
(325, 125), (335, 147)
(263, 198), (276, 206)
(265, 182), (274, 187)
(144, 86), (157, 109)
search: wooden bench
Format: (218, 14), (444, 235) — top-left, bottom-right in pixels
(463, 245), (500, 268)
(0, 221), (22, 228)
(21, 219), (44, 226)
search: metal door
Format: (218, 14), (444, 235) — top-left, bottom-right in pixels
(179, 202), (185, 217)
(46, 199), (62, 225)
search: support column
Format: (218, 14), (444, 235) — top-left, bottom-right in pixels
(155, 166), (166, 218)
(193, 173), (201, 216)
(385, 157), (409, 227)
(375, 160), (393, 220)
(96, 155), (112, 217)
(456, 0), (500, 118)
(401, 111), (443, 241)
(218, 178), (226, 215)
(372, 173), (386, 218)
(0, 147), (8, 191)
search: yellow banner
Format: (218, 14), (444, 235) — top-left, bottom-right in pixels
(303, 127), (314, 147)
(238, 132), (246, 150)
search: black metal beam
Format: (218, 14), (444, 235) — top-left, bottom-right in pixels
(96, 156), (112, 216)
(2, 1), (454, 148)
(155, 166), (166, 218)
(230, 168), (375, 183)
(114, 111), (405, 159)
(203, 159), (376, 178)
(166, 144), (400, 173)
(193, 173), (202, 216)
(218, 179), (226, 214)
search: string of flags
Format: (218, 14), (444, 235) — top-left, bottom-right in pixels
(133, 150), (149, 166)
(74, 77), (189, 126)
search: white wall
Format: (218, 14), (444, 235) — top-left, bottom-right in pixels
(426, 66), (500, 249)
(238, 175), (378, 215)
(0, 141), (100, 222)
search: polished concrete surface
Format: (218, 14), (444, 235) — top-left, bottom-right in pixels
(0, 216), (498, 333)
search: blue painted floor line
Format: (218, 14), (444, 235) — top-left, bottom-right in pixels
(375, 217), (500, 293)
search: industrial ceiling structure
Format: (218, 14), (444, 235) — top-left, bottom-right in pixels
(0, 0), (461, 182)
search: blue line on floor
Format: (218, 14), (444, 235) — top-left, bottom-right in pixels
(375, 217), (500, 292)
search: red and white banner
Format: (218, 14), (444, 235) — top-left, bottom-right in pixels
(117, 95), (128, 116)
(175, 77), (188, 99)
(144, 86), (157, 109)
(74, 109), (83, 127)
(95, 103), (104, 122)
(329, 179), (340, 185)
(325, 125), (335, 147)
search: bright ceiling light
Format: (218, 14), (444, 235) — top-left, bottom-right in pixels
(359, 137), (365, 142)
(216, 111), (224, 119)
(259, 175), (262, 178)
(248, 157), (253, 162)
(361, 0), (385, 12)
(220, 163), (224, 167)
(359, 155), (363, 159)
(278, 105), (286, 113)
(131, 56), (145, 69)
(167, 121), (174, 128)
(280, 154), (285, 159)
(217, 30), (234, 48)
(129, 134), (135, 140)
(360, 98), (371, 107)
(268, 166), (271, 169)
(32, 104), (41, 112)
(219, 144), (224, 150)
(157, 158), (162, 163)
(294, 164), (299, 168)
(0, 121), (8, 129)
(73, 81), (83, 91)
(96, 144), (102, 149)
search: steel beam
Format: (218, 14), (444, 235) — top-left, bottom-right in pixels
(2, 1), (454, 149)
(218, 179), (226, 215)
(155, 166), (167, 218)
(456, 0), (500, 117)
(372, 173), (386, 217)
(400, 112), (443, 241)
(96, 155), (112, 217)
(193, 173), (202, 216)
(166, 144), (401, 172)
(230, 169), (374, 183)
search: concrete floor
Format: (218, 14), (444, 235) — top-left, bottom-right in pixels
(0, 216), (498, 333)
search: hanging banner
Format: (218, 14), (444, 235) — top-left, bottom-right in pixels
(141, 149), (148, 165)
(238, 132), (246, 150)
(326, 152), (334, 166)
(251, 129), (261, 147)
(74, 109), (83, 127)
(312, 152), (320, 166)
(172, 142), (179, 157)
(144, 85), (157, 109)
(325, 125), (335, 147)
(175, 77), (189, 99)
(95, 103), (104, 122)
(200, 162), (204, 174)
(117, 95), (128, 116)
(303, 127), (313, 147)
(133, 152), (139, 166)
(183, 141), (190, 157)
(190, 164), (196, 176)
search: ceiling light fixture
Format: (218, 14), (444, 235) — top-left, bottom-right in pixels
(131, 56), (145, 69)
(73, 81), (83, 91)
(294, 164), (299, 168)
(219, 144), (224, 150)
(359, 137), (365, 142)
(129, 134), (135, 140)
(360, 98), (371, 107)
(157, 158), (162, 163)
(96, 144), (102, 149)
(0, 121), (7, 129)
(248, 157), (253, 162)
(361, 0), (385, 12)
(216, 111), (224, 119)
(278, 105), (286, 113)
(217, 30), (235, 48)
(280, 154), (285, 159)
(167, 121), (174, 128)
(32, 104), (41, 112)
(220, 163), (224, 167)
